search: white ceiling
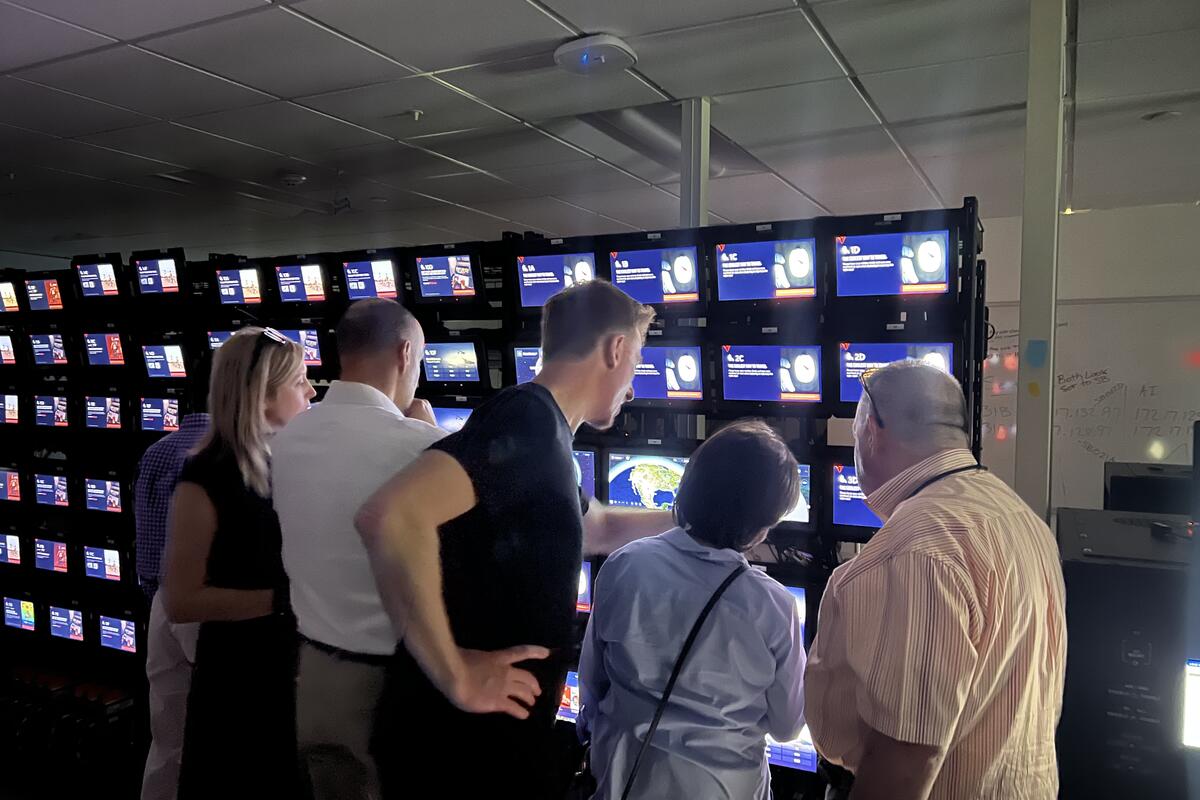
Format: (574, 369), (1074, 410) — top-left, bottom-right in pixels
(0, 0), (1197, 262)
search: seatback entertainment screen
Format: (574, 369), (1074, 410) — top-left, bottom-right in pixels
(34, 395), (69, 427)
(99, 615), (137, 653)
(143, 345), (187, 378)
(135, 258), (180, 294)
(49, 607), (84, 641)
(721, 345), (821, 403)
(84, 332), (126, 366)
(832, 463), (882, 528)
(276, 263), (326, 302)
(835, 230), (950, 297)
(633, 346), (703, 401)
(779, 464), (812, 525)
(416, 255), (475, 299)
(0, 282), (18, 312)
(216, 268), (262, 304)
(422, 342), (480, 383)
(715, 239), (816, 301)
(514, 346), (541, 385)
(517, 253), (595, 307)
(141, 398), (180, 432)
(343, 260), (398, 300)
(30, 334), (68, 366)
(610, 246), (699, 304)
(573, 450), (595, 498)
(431, 407), (471, 433)
(839, 342), (954, 402)
(86, 396), (122, 430)
(25, 278), (64, 310)
(607, 452), (689, 511)
(76, 263), (119, 298)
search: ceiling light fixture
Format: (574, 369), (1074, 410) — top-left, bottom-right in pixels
(555, 34), (637, 75)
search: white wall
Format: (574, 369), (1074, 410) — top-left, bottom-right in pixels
(979, 202), (1200, 509)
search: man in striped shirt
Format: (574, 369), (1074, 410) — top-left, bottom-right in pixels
(806, 361), (1066, 800)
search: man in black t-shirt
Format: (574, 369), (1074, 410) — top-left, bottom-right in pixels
(357, 280), (675, 797)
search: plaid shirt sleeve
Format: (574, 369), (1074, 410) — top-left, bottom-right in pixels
(134, 418), (208, 590)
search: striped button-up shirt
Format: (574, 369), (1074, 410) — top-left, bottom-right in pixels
(806, 449), (1066, 800)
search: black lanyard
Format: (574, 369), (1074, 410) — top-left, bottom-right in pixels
(903, 464), (988, 502)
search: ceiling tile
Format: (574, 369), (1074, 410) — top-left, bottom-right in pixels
(416, 126), (590, 172)
(140, 7), (412, 98)
(0, 4), (113, 72)
(311, 140), (478, 183)
(410, 172), (539, 205)
(492, 159), (648, 195)
(813, 0), (1029, 75)
(860, 52), (1027, 123)
(293, 0), (571, 71)
(1073, 96), (1200, 209)
(751, 126), (935, 214)
(0, 76), (153, 136)
(631, 12), (843, 97)
(895, 109), (1026, 217)
(297, 77), (512, 139)
(16, 47), (271, 118)
(1076, 28), (1200, 103)
(10, 0), (267, 41)
(712, 79), (876, 150)
(9, 136), (172, 180)
(176, 102), (388, 158)
(1078, 0), (1200, 44)
(539, 117), (679, 183)
(444, 56), (663, 121)
(473, 197), (636, 237)
(539, 0), (794, 38)
(700, 173), (829, 222)
(557, 185), (684, 230)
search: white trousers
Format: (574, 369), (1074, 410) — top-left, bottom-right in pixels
(140, 591), (200, 800)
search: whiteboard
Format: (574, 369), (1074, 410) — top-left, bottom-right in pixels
(981, 300), (1200, 510)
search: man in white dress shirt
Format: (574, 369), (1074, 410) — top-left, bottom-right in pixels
(273, 299), (444, 800)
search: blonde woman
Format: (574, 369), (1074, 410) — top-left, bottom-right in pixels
(164, 327), (315, 800)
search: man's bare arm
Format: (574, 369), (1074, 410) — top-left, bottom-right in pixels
(848, 727), (946, 800)
(356, 450), (548, 718)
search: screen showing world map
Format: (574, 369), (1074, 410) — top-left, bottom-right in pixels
(606, 452), (690, 510)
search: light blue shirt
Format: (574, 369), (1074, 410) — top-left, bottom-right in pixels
(580, 528), (807, 800)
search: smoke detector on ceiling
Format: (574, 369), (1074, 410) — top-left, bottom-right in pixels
(554, 34), (637, 75)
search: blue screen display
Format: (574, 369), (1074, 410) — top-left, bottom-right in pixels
(30, 334), (67, 366)
(416, 255), (475, 298)
(84, 547), (120, 581)
(431, 407), (471, 433)
(610, 246), (700, 304)
(25, 279), (64, 310)
(143, 345), (187, 378)
(135, 258), (180, 294)
(84, 332), (125, 365)
(514, 346), (541, 385)
(216, 268), (262, 304)
(35, 539), (68, 573)
(607, 452), (688, 510)
(35, 396), (68, 427)
(85, 478), (122, 513)
(4, 598), (35, 631)
(99, 615), (137, 653)
(279, 329), (322, 367)
(778, 464), (812, 525)
(140, 398), (180, 432)
(633, 346), (703, 401)
(721, 345), (821, 403)
(517, 253), (595, 307)
(557, 670), (580, 724)
(35, 474), (68, 507)
(276, 264), (326, 302)
(715, 239), (816, 302)
(839, 342), (954, 403)
(422, 342), (480, 383)
(832, 464), (882, 528)
(577, 562), (592, 613)
(343, 260), (398, 300)
(86, 397), (122, 430)
(835, 230), (950, 297)
(76, 263), (119, 298)
(208, 330), (233, 349)
(573, 449), (595, 498)
(49, 606), (83, 641)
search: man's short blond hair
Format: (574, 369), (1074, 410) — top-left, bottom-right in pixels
(540, 280), (655, 361)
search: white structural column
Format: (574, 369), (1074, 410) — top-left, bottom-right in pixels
(1014, 0), (1068, 518)
(679, 97), (710, 228)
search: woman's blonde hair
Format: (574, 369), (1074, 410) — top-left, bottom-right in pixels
(195, 327), (304, 496)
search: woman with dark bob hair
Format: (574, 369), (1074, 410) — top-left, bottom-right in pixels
(579, 419), (808, 799)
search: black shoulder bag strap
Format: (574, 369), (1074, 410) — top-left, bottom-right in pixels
(619, 563), (749, 800)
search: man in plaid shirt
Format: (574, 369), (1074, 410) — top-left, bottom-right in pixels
(136, 372), (210, 800)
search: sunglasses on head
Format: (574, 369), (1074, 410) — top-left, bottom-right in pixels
(860, 368), (885, 428)
(249, 327), (290, 372)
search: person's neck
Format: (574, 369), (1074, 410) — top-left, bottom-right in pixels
(532, 364), (591, 433)
(338, 366), (398, 406)
(868, 446), (961, 494)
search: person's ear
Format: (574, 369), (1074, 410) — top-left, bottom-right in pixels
(398, 339), (412, 370)
(603, 333), (625, 370)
